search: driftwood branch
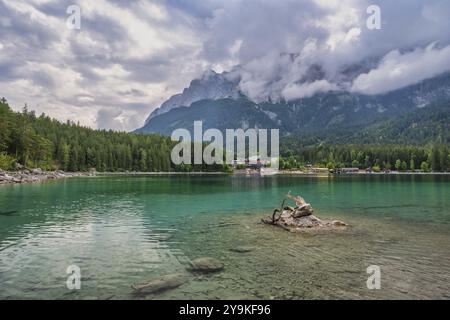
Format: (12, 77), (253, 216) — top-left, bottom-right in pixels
(286, 191), (306, 207)
(262, 198), (287, 225)
(262, 193), (314, 226)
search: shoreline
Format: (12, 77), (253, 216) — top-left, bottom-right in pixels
(97, 171), (228, 176)
(0, 169), (93, 185)
(235, 169), (450, 176)
(1, 169), (449, 186)
(0, 170), (231, 185)
(277, 170), (450, 176)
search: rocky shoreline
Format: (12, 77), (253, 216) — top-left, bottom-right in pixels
(0, 169), (93, 185)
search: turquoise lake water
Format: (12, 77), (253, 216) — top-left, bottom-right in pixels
(0, 175), (449, 299)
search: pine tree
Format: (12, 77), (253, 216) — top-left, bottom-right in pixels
(410, 159), (415, 171)
(57, 141), (70, 171)
(68, 145), (79, 172)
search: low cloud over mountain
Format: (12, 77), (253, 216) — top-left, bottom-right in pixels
(1, 0), (450, 130)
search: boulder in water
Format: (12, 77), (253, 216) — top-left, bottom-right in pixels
(132, 274), (188, 294)
(262, 194), (348, 232)
(189, 257), (224, 273)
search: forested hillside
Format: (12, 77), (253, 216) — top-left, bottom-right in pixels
(0, 98), (227, 172)
(280, 142), (449, 172)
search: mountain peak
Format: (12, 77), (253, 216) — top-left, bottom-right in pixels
(144, 70), (241, 123)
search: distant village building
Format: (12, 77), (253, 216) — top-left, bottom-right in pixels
(233, 156), (276, 169)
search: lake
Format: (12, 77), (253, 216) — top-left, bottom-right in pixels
(0, 175), (449, 299)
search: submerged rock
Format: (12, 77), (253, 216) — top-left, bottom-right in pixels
(189, 257), (224, 273)
(230, 246), (254, 253)
(331, 220), (348, 227)
(132, 274), (188, 294)
(0, 210), (19, 217)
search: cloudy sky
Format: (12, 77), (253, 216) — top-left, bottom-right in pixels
(1, 0), (450, 131)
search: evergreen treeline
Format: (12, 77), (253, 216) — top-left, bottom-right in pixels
(280, 142), (450, 172)
(0, 98), (228, 172)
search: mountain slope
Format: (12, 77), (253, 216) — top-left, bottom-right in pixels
(136, 72), (450, 144)
(283, 103), (450, 145)
(136, 98), (276, 136)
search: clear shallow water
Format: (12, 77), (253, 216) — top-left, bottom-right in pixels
(0, 175), (449, 300)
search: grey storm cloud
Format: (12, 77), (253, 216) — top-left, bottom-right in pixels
(198, 0), (450, 101)
(1, 0), (450, 130)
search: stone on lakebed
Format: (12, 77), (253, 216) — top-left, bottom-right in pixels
(189, 257), (224, 273)
(131, 273), (188, 294)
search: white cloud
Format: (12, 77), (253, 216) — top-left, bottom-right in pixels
(351, 43), (450, 95)
(0, 0), (207, 130)
(283, 80), (339, 100)
(96, 107), (141, 132)
(198, 0), (450, 102)
(1, 0), (450, 130)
